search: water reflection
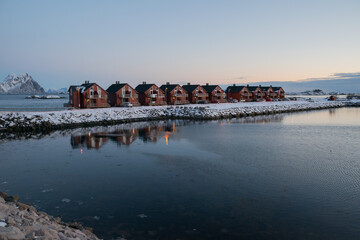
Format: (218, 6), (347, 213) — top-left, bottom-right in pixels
(68, 115), (285, 150)
(70, 121), (179, 150)
(282, 108), (360, 126)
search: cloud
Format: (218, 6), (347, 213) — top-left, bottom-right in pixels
(332, 72), (360, 78)
(301, 72), (360, 82)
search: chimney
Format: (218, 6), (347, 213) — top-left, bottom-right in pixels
(85, 80), (89, 84)
(233, 84), (236, 86)
(270, 85), (272, 88)
(259, 85), (261, 87)
(142, 81), (146, 84)
(187, 82), (190, 85)
(206, 83), (209, 86)
(166, 82), (170, 85)
(116, 81), (120, 84)
(247, 84), (249, 87)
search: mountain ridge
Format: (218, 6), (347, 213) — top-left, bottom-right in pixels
(0, 73), (46, 95)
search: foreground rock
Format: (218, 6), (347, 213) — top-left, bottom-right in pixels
(0, 192), (99, 240)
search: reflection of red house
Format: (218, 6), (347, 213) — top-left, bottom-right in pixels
(202, 84), (227, 103)
(68, 81), (110, 108)
(71, 132), (108, 150)
(272, 87), (286, 99)
(160, 83), (189, 105)
(182, 84), (209, 104)
(226, 85), (252, 102)
(106, 82), (140, 107)
(247, 85), (264, 100)
(110, 129), (138, 146)
(135, 83), (166, 106)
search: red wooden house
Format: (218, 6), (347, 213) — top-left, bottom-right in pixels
(247, 85), (264, 101)
(260, 86), (276, 99)
(68, 81), (109, 108)
(106, 81), (140, 107)
(202, 83), (227, 103)
(272, 87), (285, 99)
(135, 82), (166, 106)
(182, 84), (209, 104)
(226, 85), (252, 102)
(160, 83), (189, 105)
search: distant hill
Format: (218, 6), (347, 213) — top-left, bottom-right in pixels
(47, 87), (68, 94)
(221, 73), (360, 94)
(0, 73), (46, 95)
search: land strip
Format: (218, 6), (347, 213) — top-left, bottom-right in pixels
(0, 101), (355, 133)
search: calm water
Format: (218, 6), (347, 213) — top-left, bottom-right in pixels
(0, 94), (68, 111)
(0, 108), (359, 239)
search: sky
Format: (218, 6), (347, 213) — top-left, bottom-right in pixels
(0, 0), (360, 89)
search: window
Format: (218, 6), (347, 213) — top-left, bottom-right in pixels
(129, 88), (132, 96)
(98, 87), (101, 98)
(90, 87), (94, 97)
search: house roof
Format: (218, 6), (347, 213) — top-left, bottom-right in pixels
(160, 84), (179, 92)
(81, 83), (96, 91)
(68, 85), (82, 92)
(272, 87), (283, 91)
(182, 84), (200, 93)
(260, 86), (272, 92)
(106, 83), (127, 93)
(135, 84), (156, 93)
(202, 85), (221, 93)
(247, 86), (261, 92)
(225, 86), (247, 93)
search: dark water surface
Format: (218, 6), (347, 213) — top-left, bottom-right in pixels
(0, 108), (359, 239)
(0, 94), (68, 111)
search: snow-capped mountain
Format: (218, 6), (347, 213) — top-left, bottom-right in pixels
(0, 73), (46, 94)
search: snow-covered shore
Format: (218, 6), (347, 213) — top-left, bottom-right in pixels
(0, 100), (352, 132)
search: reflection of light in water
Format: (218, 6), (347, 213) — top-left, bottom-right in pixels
(80, 148), (83, 155)
(228, 121), (231, 125)
(164, 131), (173, 146)
(165, 134), (169, 145)
(173, 122), (176, 132)
(220, 122), (224, 126)
(148, 126), (151, 132)
(262, 120), (265, 125)
(88, 131), (91, 137)
(132, 128), (135, 134)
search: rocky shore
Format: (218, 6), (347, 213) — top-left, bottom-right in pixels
(0, 101), (351, 133)
(0, 192), (99, 240)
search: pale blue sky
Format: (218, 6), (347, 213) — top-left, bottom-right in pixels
(0, 0), (359, 89)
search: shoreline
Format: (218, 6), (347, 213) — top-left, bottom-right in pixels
(0, 101), (358, 133)
(0, 192), (99, 240)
